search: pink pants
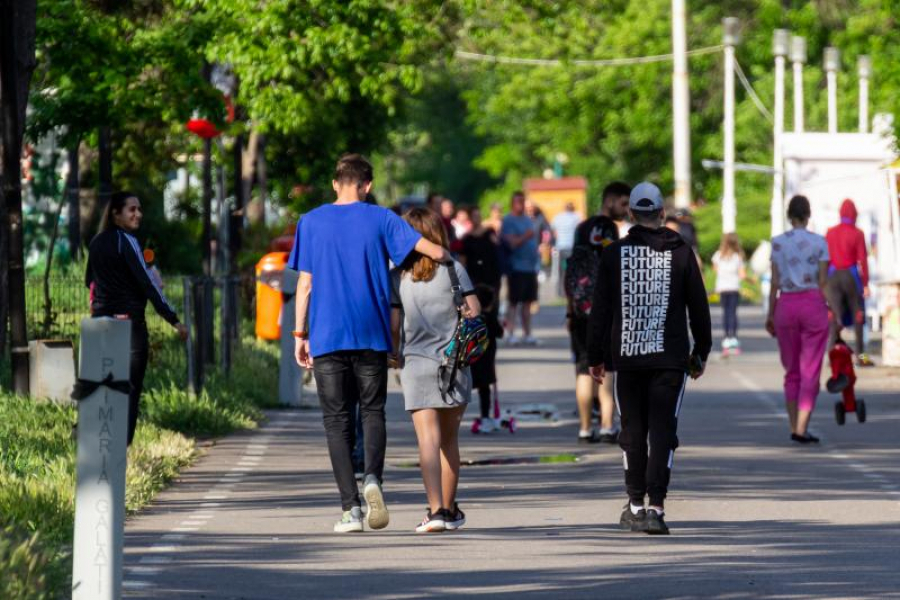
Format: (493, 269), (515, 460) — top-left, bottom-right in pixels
(774, 290), (829, 412)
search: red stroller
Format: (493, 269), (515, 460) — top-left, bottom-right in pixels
(827, 338), (866, 425)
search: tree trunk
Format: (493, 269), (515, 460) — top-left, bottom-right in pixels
(98, 126), (113, 209)
(66, 142), (81, 260)
(230, 134), (244, 264)
(0, 0), (38, 392)
(255, 135), (267, 225)
(202, 137), (212, 275)
(241, 130), (262, 225)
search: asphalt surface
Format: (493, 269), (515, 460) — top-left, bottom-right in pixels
(123, 305), (900, 599)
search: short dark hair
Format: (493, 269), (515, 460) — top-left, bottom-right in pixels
(602, 181), (632, 201)
(787, 194), (811, 222)
(101, 190), (138, 232)
(334, 153), (373, 186)
(632, 209), (662, 226)
(511, 190), (525, 199)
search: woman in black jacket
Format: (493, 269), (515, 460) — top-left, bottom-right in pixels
(86, 191), (187, 445)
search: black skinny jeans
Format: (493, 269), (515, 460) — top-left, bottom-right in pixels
(313, 350), (388, 511)
(615, 369), (687, 508)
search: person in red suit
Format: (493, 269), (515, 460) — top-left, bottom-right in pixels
(824, 199), (873, 366)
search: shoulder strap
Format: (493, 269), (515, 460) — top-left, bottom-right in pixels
(445, 263), (465, 309)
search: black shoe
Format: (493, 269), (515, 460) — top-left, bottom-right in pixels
(645, 510), (669, 535)
(599, 431), (619, 444)
(619, 504), (648, 532)
(791, 432), (820, 444)
(578, 431), (601, 444)
(444, 503), (466, 531)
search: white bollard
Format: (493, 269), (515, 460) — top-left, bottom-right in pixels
(71, 317), (131, 600)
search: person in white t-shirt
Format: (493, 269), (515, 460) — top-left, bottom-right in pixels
(712, 233), (746, 355)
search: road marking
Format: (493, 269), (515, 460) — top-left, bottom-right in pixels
(128, 566), (162, 576)
(180, 521), (207, 528)
(200, 502), (222, 508)
(140, 555), (173, 565)
(734, 371), (897, 494)
(123, 580), (154, 589)
(189, 512), (215, 519)
(172, 527), (199, 532)
(161, 533), (186, 541)
(204, 494), (229, 500)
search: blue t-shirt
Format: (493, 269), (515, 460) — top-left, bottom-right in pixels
(288, 203), (421, 357)
(501, 214), (539, 273)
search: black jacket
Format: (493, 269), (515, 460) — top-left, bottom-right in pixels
(85, 226), (179, 325)
(587, 225), (711, 371)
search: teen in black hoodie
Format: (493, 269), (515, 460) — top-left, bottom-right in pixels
(587, 182), (711, 535)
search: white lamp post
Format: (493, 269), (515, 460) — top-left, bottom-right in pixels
(825, 47), (840, 134)
(858, 55), (871, 133)
(671, 0), (692, 209)
(771, 29), (789, 237)
(791, 36), (806, 132)
(722, 17), (739, 234)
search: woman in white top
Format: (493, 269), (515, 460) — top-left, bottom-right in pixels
(766, 195), (830, 444)
(712, 233), (746, 355)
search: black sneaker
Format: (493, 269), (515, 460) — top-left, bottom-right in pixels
(791, 432), (820, 444)
(598, 431), (619, 444)
(415, 508), (446, 533)
(646, 510), (669, 535)
(619, 504), (648, 532)
(578, 431), (601, 444)
(444, 503), (466, 531)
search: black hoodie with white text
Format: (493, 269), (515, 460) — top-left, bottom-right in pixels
(586, 225), (712, 372)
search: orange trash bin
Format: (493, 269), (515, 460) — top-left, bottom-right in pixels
(256, 252), (288, 340)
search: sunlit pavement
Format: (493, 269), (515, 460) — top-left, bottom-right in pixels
(123, 304), (900, 599)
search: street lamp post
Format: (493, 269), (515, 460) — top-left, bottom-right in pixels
(721, 17), (739, 234)
(825, 47), (840, 134)
(772, 29), (789, 237)
(671, 0), (692, 209)
(858, 55), (871, 133)
(791, 36), (806, 132)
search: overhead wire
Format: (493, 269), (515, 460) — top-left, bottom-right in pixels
(734, 59), (773, 124)
(453, 45), (724, 67)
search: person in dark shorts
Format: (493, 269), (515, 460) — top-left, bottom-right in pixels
(588, 182), (711, 536)
(501, 192), (540, 345)
(566, 181), (631, 444)
(825, 199), (872, 366)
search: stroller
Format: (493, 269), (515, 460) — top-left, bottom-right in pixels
(826, 337), (866, 425)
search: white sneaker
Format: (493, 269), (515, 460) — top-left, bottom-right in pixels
(479, 418), (496, 433)
(506, 335), (520, 346)
(334, 507), (364, 533)
(363, 475), (390, 530)
(522, 336), (539, 346)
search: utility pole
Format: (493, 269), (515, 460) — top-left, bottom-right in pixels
(671, 0), (691, 209)
(721, 17), (738, 234)
(791, 36), (806, 132)
(825, 47), (840, 134)
(858, 55), (871, 133)
(771, 29), (789, 237)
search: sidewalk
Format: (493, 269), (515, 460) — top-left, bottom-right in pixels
(123, 306), (900, 599)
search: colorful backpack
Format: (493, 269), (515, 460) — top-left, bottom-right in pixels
(441, 264), (489, 403)
(564, 244), (602, 318)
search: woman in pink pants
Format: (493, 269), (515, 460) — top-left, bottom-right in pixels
(765, 195), (830, 444)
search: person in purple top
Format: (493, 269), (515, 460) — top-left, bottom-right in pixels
(288, 154), (449, 533)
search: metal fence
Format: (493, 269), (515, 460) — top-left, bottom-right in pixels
(24, 274), (250, 391)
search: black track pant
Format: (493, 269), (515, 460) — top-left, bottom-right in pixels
(313, 350), (387, 511)
(824, 269), (865, 355)
(615, 369), (687, 508)
(127, 320), (149, 447)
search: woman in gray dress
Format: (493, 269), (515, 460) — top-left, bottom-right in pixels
(391, 207), (481, 533)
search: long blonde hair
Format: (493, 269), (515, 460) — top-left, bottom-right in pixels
(400, 207), (448, 282)
(718, 232), (745, 259)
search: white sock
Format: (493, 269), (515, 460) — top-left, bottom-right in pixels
(578, 429), (592, 438)
(648, 505), (664, 515)
(630, 503), (644, 515)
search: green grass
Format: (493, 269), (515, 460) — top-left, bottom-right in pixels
(0, 331), (279, 599)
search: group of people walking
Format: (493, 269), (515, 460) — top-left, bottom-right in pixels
(85, 150), (874, 538)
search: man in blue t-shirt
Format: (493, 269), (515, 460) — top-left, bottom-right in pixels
(288, 154), (449, 533)
(501, 191), (540, 345)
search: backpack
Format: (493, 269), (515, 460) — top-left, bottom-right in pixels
(564, 244), (601, 318)
(440, 264), (489, 403)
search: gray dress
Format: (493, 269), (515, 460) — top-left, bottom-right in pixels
(392, 260), (474, 411)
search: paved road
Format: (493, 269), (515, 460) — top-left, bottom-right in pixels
(123, 306), (900, 599)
